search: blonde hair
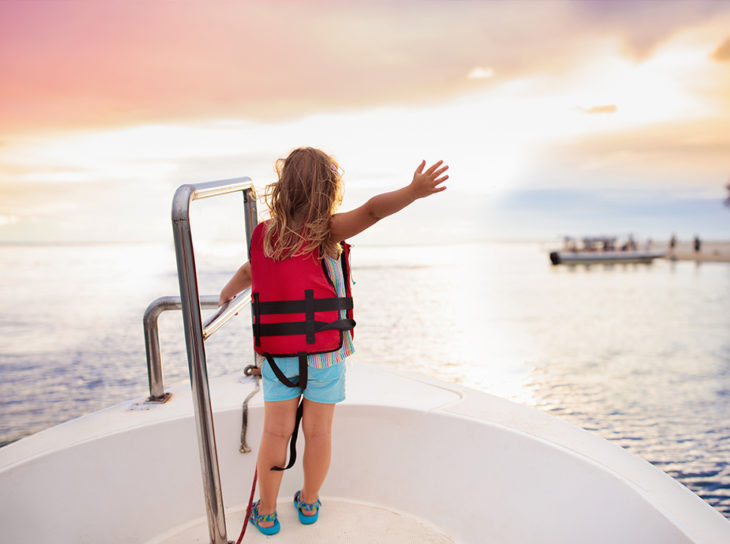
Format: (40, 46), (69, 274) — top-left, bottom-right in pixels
(263, 147), (344, 261)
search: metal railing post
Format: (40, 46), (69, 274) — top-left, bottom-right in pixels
(143, 296), (182, 402)
(143, 295), (220, 403)
(243, 187), (258, 248)
(170, 177), (256, 544)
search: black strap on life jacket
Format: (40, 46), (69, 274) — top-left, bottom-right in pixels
(266, 352), (308, 472)
(253, 290), (355, 347)
(264, 352), (308, 390)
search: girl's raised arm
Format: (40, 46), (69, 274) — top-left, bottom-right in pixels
(329, 160), (449, 242)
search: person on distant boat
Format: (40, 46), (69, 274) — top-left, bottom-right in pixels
(628, 234), (637, 251)
(219, 147), (449, 535)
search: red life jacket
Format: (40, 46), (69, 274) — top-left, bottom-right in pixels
(250, 221), (355, 358)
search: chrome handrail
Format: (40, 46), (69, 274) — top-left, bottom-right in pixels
(202, 291), (250, 340)
(143, 295), (220, 402)
(170, 177), (258, 544)
(143, 291), (252, 403)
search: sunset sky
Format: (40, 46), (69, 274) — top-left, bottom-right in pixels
(1, 0), (729, 243)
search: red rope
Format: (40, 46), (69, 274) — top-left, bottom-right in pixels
(236, 466), (258, 544)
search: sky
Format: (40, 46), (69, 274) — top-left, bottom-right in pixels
(1, 0), (729, 243)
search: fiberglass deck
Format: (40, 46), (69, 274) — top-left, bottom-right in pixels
(150, 497), (454, 543)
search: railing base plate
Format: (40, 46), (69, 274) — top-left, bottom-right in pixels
(145, 392), (173, 404)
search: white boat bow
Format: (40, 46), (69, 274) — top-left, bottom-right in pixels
(2, 361), (729, 543)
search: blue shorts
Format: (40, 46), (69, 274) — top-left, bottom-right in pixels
(262, 357), (346, 404)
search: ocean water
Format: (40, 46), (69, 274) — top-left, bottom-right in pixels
(1, 240), (729, 519)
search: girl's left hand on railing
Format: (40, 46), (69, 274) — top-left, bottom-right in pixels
(218, 291), (234, 308)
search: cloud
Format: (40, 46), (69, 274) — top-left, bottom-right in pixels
(1, 0), (730, 135)
(467, 67), (494, 80)
(580, 105), (618, 115)
(570, 0), (728, 59)
(531, 115), (730, 193)
(711, 37), (730, 61)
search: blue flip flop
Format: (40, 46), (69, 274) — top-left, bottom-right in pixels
(294, 490), (322, 525)
(249, 500), (280, 535)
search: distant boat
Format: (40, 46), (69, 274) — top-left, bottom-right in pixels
(549, 236), (665, 265)
(550, 250), (666, 265)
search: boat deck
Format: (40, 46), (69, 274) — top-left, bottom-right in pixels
(3, 363), (730, 543)
(151, 498), (453, 543)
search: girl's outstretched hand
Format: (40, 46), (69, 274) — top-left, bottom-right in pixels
(410, 160), (449, 199)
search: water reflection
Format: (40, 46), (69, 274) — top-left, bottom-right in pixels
(352, 242), (730, 517)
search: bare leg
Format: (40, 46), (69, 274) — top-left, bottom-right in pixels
(256, 397), (299, 527)
(300, 398), (336, 514)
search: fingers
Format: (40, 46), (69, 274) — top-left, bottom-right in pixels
(431, 165), (449, 179)
(415, 160), (449, 178)
(425, 160), (444, 175)
(413, 159), (449, 197)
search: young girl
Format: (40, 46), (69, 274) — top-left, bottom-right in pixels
(218, 147), (448, 535)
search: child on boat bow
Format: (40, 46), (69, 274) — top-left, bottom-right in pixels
(219, 147), (449, 535)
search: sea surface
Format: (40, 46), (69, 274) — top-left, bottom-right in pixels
(1, 240), (729, 519)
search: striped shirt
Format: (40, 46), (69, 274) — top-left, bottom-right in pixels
(255, 252), (355, 369)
